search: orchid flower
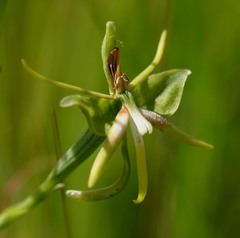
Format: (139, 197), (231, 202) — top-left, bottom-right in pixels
(21, 21), (213, 204)
(0, 21), (215, 231)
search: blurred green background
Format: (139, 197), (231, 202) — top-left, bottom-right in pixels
(0, 0), (240, 237)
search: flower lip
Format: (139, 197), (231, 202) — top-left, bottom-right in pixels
(118, 91), (153, 136)
(130, 119), (148, 204)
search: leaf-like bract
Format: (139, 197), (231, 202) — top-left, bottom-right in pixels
(131, 69), (191, 116)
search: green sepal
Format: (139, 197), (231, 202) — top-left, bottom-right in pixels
(60, 95), (121, 136)
(101, 21), (117, 94)
(131, 69), (191, 116)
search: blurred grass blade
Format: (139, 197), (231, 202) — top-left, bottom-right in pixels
(52, 106), (62, 159)
(0, 0), (7, 24)
(52, 106), (72, 238)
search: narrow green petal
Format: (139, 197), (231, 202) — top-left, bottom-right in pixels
(131, 69), (191, 116)
(130, 30), (167, 89)
(88, 107), (129, 188)
(65, 135), (130, 201)
(162, 123), (214, 149)
(130, 119), (148, 204)
(21, 59), (113, 99)
(140, 108), (214, 149)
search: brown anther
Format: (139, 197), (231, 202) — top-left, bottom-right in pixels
(108, 48), (129, 93)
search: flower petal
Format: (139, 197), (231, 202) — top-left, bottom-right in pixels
(130, 29), (167, 89)
(88, 107), (129, 188)
(129, 105), (152, 135)
(140, 108), (214, 149)
(130, 119), (148, 204)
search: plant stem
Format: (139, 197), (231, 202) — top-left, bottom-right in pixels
(0, 128), (105, 230)
(52, 106), (73, 238)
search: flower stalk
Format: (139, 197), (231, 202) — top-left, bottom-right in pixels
(0, 129), (104, 230)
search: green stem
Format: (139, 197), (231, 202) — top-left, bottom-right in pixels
(0, 128), (105, 230)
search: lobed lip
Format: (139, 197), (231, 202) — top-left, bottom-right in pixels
(119, 92), (153, 136)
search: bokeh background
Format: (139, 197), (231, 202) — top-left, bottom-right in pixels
(0, 0), (240, 237)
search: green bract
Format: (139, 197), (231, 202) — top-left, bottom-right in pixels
(131, 69), (191, 116)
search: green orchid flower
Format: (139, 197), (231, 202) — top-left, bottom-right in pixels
(0, 21), (214, 230)
(21, 21), (213, 204)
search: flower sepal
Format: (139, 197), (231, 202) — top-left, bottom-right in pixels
(60, 95), (121, 136)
